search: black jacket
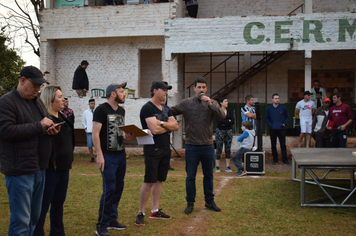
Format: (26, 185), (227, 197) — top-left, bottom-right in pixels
(50, 112), (75, 171)
(0, 88), (52, 176)
(72, 65), (89, 90)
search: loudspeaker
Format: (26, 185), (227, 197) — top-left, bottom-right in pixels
(244, 152), (265, 175)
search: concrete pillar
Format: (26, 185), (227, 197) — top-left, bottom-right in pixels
(304, 51), (312, 92)
(305, 0), (312, 14)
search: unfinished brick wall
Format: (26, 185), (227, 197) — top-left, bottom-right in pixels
(289, 70), (354, 102)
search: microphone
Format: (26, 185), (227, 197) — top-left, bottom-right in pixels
(200, 92), (205, 106)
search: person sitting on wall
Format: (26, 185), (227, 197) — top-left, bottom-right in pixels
(185, 0), (198, 18)
(72, 60), (89, 98)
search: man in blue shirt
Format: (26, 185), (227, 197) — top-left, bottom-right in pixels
(241, 95), (256, 130)
(265, 93), (290, 166)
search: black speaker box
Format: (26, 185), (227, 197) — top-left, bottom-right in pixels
(244, 152), (265, 174)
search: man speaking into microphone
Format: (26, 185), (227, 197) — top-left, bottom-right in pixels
(171, 77), (225, 214)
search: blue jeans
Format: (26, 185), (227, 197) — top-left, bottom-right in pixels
(5, 170), (46, 236)
(86, 132), (93, 148)
(185, 144), (215, 204)
(232, 147), (250, 171)
(33, 169), (69, 236)
(97, 153), (126, 231)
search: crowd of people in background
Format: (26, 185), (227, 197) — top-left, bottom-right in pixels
(0, 64), (354, 236)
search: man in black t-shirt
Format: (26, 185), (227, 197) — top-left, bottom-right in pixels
(135, 81), (179, 226)
(92, 82), (133, 236)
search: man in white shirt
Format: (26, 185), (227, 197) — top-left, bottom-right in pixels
(295, 91), (315, 148)
(82, 98), (96, 162)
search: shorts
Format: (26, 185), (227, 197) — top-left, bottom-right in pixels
(143, 145), (171, 183)
(300, 118), (312, 134)
(86, 132), (93, 148)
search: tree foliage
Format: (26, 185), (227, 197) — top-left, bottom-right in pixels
(0, 32), (25, 96)
(0, 0), (44, 57)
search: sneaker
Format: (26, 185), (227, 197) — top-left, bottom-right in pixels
(135, 212), (145, 226)
(225, 166), (232, 172)
(169, 166), (175, 171)
(184, 203), (194, 214)
(107, 221), (126, 230)
(90, 157), (95, 163)
(236, 170), (246, 176)
(283, 161), (291, 166)
(272, 161), (278, 165)
(149, 209), (171, 219)
(96, 229), (110, 236)
(205, 202), (221, 212)
(215, 166), (220, 172)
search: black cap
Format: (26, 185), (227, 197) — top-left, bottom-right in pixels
(18, 66), (49, 84)
(304, 91), (311, 96)
(150, 81), (172, 92)
(106, 82), (127, 97)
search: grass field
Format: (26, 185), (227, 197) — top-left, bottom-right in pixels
(1, 153), (356, 235)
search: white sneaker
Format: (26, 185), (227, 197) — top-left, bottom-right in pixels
(215, 166), (220, 172)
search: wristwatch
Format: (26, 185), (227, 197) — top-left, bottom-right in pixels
(160, 121), (164, 128)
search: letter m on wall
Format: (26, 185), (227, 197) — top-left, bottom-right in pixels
(338, 19), (356, 42)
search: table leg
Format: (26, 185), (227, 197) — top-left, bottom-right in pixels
(301, 167), (305, 206)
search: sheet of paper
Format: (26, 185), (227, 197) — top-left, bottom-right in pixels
(136, 129), (154, 145)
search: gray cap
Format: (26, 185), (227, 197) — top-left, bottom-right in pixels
(106, 82), (127, 97)
(18, 66), (49, 84)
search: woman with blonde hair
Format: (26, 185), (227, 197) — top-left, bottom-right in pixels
(34, 85), (75, 236)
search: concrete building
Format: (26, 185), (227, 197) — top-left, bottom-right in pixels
(41, 0), (356, 151)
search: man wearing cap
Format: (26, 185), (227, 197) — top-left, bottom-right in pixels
(72, 60), (89, 98)
(312, 97), (332, 147)
(327, 92), (353, 148)
(135, 81), (179, 226)
(82, 98), (96, 162)
(170, 77), (225, 214)
(92, 82), (133, 236)
(295, 91), (315, 148)
(0, 66), (60, 236)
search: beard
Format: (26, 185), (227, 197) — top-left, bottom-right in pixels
(115, 94), (125, 104)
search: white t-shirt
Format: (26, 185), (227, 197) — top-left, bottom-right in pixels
(296, 99), (315, 119)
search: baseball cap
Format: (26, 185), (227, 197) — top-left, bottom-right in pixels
(18, 66), (49, 84)
(150, 81), (172, 92)
(106, 82), (127, 97)
(303, 91), (311, 96)
(322, 97), (331, 102)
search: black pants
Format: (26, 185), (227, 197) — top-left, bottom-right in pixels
(186, 5), (198, 18)
(315, 135), (331, 148)
(270, 129), (287, 162)
(331, 130), (347, 148)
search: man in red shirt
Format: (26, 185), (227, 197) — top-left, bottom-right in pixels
(327, 92), (353, 147)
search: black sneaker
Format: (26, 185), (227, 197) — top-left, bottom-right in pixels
(184, 203), (194, 214)
(90, 157), (95, 163)
(149, 209), (171, 219)
(169, 166), (175, 171)
(272, 161), (278, 165)
(205, 202), (221, 212)
(107, 221), (126, 230)
(135, 212), (145, 226)
(96, 229), (110, 236)
(283, 161), (291, 166)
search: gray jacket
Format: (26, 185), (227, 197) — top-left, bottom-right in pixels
(171, 96), (225, 145)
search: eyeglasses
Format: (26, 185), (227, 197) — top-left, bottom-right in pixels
(26, 78), (43, 89)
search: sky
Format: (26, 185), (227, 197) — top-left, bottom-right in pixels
(0, 0), (40, 68)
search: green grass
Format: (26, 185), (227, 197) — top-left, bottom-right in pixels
(1, 154), (356, 235)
